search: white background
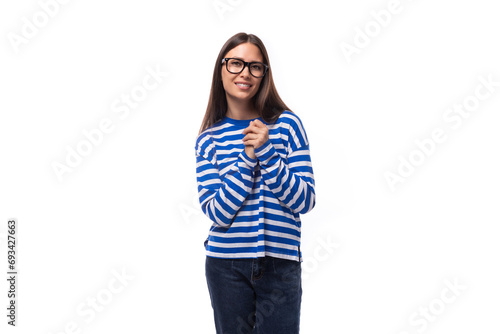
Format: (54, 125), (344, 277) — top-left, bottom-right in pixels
(1, 0), (499, 333)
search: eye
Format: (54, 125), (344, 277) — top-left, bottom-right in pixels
(251, 64), (263, 71)
(229, 60), (243, 67)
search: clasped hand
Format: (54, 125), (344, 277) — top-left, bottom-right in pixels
(242, 119), (268, 159)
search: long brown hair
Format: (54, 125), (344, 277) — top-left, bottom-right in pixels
(198, 32), (292, 135)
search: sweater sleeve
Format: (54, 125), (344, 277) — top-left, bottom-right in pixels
(195, 140), (258, 227)
(254, 115), (316, 215)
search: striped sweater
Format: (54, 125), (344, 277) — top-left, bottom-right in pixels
(194, 110), (316, 262)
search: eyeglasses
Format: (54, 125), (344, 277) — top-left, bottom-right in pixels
(222, 58), (268, 78)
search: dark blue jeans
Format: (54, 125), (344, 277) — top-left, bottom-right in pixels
(205, 256), (302, 334)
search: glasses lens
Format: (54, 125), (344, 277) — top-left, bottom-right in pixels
(227, 59), (243, 73)
(249, 63), (265, 78)
(225, 59), (266, 77)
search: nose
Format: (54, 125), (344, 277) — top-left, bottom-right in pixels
(239, 64), (251, 77)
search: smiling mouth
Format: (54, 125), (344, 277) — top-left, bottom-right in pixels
(235, 83), (252, 89)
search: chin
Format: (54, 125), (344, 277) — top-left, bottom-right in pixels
(230, 91), (257, 101)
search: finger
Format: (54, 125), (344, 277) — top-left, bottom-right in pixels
(243, 133), (258, 142)
(244, 139), (258, 147)
(242, 121), (257, 134)
(242, 127), (256, 135)
(249, 125), (268, 136)
(251, 121), (267, 135)
(247, 126), (266, 137)
(252, 119), (265, 128)
(243, 126), (258, 135)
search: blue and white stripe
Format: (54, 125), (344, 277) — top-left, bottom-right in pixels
(194, 110), (315, 262)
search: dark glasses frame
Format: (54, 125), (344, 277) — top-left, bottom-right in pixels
(222, 58), (269, 78)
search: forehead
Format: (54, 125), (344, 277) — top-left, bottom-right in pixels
(224, 43), (263, 62)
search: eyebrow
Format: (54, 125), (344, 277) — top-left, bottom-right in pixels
(228, 57), (264, 63)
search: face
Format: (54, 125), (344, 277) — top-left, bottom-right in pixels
(221, 42), (265, 104)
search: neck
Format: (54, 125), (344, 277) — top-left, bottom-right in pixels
(225, 96), (260, 120)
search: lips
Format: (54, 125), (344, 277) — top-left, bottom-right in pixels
(235, 82), (252, 90)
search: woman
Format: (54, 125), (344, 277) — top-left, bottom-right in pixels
(195, 32), (316, 333)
